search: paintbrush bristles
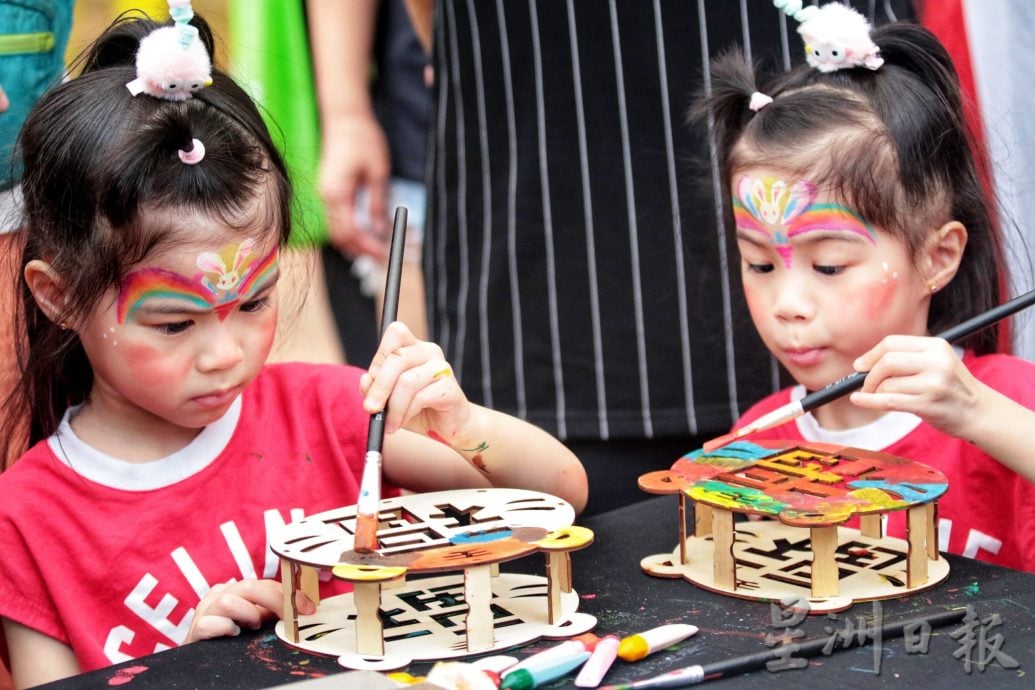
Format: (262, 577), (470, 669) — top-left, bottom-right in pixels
(702, 432), (737, 453)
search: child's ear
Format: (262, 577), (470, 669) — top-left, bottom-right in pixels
(23, 259), (70, 326)
(923, 220), (967, 293)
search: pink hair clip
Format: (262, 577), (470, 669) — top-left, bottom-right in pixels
(774, 1), (884, 73)
(178, 138), (205, 165)
(749, 91), (774, 112)
(126, 0), (212, 100)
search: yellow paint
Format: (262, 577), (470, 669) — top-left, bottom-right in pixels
(387, 672), (426, 685)
(331, 563), (407, 582)
(847, 487), (908, 509)
(533, 526), (594, 550)
(433, 366), (453, 379)
(757, 457), (841, 483)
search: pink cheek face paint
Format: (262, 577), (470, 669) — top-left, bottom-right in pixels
(859, 270), (899, 322)
(120, 341), (193, 389)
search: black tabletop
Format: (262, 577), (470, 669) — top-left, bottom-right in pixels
(41, 496), (1033, 688)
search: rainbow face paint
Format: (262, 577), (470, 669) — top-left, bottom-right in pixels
(734, 175), (876, 267)
(117, 240), (279, 323)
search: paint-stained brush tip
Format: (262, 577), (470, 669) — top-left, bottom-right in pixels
(353, 513), (379, 554)
(702, 432), (737, 453)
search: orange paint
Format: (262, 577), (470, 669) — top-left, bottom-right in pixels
(353, 513), (379, 553)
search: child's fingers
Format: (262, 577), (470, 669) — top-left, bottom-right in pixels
(365, 336), (448, 410)
(189, 614), (243, 641)
(854, 334), (929, 372)
(860, 350), (929, 394)
(188, 580), (298, 643)
(363, 343), (428, 413)
(366, 321), (418, 379)
(389, 366), (464, 433)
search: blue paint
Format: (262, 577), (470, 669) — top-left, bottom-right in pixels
(450, 528), (513, 544)
(848, 480), (947, 502)
(685, 440), (773, 461)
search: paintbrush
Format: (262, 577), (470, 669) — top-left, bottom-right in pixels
(600, 608), (967, 688)
(702, 286), (1035, 452)
(354, 206), (409, 554)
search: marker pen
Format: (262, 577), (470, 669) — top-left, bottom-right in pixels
(507, 633), (599, 674)
(470, 654), (519, 675)
(574, 634), (621, 687)
(617, 624), (699, 662)
(499, 650), (591, 690)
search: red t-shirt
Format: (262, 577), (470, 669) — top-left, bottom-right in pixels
(0, 363), (388, 670)
(735, 352), (1035, 573)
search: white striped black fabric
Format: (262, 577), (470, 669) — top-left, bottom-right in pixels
(424, 0), (913, 441)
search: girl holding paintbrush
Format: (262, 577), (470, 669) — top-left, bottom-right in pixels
(696, 3), (1035, 572)
(0, 5), (585, 687)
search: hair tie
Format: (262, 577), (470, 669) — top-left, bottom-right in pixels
(773, 1), (883, 73)
(126, 0), (212, 100)
(178, 138), (206, 165)
(749, 92), (774, 112)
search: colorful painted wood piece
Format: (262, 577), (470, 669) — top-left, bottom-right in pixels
(270, 489), (596, 670)
(638, 440), (950, 613)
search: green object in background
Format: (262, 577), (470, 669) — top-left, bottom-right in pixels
(228, 0), (327, 247)
(0, 0), (75, 192)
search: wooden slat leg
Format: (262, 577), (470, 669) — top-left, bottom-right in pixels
(353, 582), (384, 657)
(695, 502), (713, 538)
(810, 526), (839, 598)
(907, 505), (929, 588)
(300, 565), (320, 607)
(544, 552), (572, 624)
(712, 508), (735, 591)
(280, 558), (299, 643)
(678, 495), (688, 565)
(926, 502), (939, 560)
(464, 564), (494, 652)
(860, 514), (883, 539)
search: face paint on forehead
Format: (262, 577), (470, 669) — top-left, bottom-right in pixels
(117, 239), (279, 323)
(733, 174), (876, 267)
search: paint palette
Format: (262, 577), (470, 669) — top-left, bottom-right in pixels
(269, 488), (596, 670)
(638, 440), (950, 613)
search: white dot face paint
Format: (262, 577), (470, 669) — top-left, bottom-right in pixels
(880, 261), (899, 284)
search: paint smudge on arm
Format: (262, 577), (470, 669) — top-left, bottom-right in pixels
(427, 430), (491, 473)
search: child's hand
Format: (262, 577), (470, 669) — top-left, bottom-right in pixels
(360, 321), (473, 438)
(849, 335), (985, 438)
(187, 579), (315, 642)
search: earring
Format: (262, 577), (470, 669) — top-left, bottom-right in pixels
(929, 282), (938, 293)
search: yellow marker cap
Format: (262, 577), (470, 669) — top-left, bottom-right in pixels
(617, 634), (649, 662)
(617, 623), (699, 662)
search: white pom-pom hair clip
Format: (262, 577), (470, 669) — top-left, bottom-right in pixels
(126, 0), (212, 100)
(773, 1), (884, 73)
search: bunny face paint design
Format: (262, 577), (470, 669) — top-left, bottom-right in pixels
(118, 240), (278, 323)
(733, 174), (877, 267)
